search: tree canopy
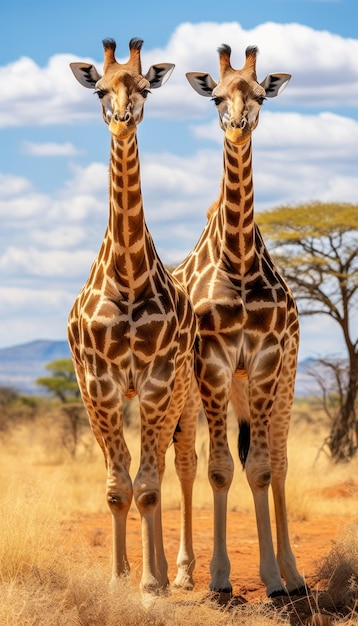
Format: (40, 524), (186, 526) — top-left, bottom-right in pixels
(36, 358), (80, 403)
(257, 202), (358, 325)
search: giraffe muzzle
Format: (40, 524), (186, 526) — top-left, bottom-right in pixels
(225, 121), (251, 145)
(109, 111), (136, 138)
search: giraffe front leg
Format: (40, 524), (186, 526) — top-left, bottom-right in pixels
(206, 418), (234, 594)
(245, 443), (286, 597)
(270, 421), (306, 595)
(107, 479), (133, 580)
(208, 455), (234, 595)
(199, 363), (234, 594)
(271, 473), (306, 596)
(106, 446), (133, 580)
(153, 491), (169, 589)
(133, 415), (165, 594)
(172, 375), (200, 590)
(80, 381), (133, 582)
(270, 360), (306, 596)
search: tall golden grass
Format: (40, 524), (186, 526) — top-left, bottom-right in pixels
(0, 400), (357, 624)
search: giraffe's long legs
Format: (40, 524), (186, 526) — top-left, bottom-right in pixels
(101, 400), (133, 580)
(133, 423), (164, 593)
(243, 366), (288, 597)
(72, 362), (134, 579)
(269, 401), (306, 594)
(245, 460), (285, 597)
(202, 376), (234, 594)
(172, 377), (200, 589)
(153, 492), (169, 589)
(133, 372), (179, 594)
(271, 473), (306, 594)
(107, 465), (133, 579)
(232, 374), (285, 595)
(209, 489), (232, 593)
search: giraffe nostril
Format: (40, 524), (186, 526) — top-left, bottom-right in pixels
(230, 117), (248, 130)
(113, 111), (132, 123)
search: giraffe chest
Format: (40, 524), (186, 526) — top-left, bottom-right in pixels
(191, 267), (289, 340)
(71, 279), (181, 366)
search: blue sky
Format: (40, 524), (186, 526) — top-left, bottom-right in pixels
(0, 0), (357, 361)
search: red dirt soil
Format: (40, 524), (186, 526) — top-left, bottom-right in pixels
(62, 483), (357, 603)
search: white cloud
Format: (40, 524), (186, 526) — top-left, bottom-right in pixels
(0, 286), (75, 348)
(147, 21), (358, 111)
(0, 192), (49, 221)
(0, 22), (357, 127)
(22, 141), (80, 156)
(0, 172), (33, 197)
(0, 246), (94, 278)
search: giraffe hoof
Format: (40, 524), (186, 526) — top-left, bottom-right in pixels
(268, 588), (289, 599)
(288, 585), (309, 597)
(208, 590), (233, 606)
(173, 577), (194, 591)
(209, 583), (233, 595)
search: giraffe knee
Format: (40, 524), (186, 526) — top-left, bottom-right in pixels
(209, 469), (233, 491)
(107, 491), (132, 514)
(246, 467), (271, 490)
(135, 489), (160, 511)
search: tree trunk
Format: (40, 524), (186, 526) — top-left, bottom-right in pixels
(328, 355), (358, 462)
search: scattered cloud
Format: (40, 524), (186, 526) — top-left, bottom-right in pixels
(1, 22), (358, 127)
(22, 141), (80, 156)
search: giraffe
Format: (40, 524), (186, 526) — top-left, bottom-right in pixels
(67, 37), (198, 593)
(173, 44), (306, 598)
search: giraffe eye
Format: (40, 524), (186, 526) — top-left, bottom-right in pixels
(211, 96), (223, 106)
(94, 89), (106, 100)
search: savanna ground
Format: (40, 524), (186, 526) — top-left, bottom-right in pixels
(1, 397), (358, 625)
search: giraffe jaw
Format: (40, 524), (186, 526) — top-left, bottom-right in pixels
(109, 119), (136, 139)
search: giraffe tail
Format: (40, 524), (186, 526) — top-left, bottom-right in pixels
(238, 420), (250, 469)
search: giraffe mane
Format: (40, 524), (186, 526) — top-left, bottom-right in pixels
(206, 176), (224, 220)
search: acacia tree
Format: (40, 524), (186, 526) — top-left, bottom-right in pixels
(36, 359), (84, 457)
(36, 358), (80, 402)
(257, 201), (358, 462)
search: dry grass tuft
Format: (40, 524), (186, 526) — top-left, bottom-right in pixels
(316, 521), (358, 615)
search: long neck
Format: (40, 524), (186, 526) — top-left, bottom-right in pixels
(218, 136), (255, 275)
(108, 131), (156, 287)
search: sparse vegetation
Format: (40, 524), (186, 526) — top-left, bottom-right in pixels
(0, 396), (357, 624)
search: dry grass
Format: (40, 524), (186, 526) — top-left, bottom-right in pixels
(0, 402), (358, 624)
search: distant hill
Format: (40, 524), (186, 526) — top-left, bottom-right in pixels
(0, 339), (71, 394)
(0, 339), (319, 397)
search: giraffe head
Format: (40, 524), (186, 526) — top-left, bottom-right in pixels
(186, 45), (291, 145)
(70, 38), (174, 139)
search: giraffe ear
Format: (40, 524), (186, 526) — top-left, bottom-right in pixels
(69, 62), (102, 88)
(145, 63), (175, 88)
(186, 72), (218, 97)
(260, 73), (291, 98)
